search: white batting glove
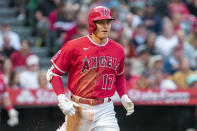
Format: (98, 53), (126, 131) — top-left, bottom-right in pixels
(7, 108), (19, 127)
(57, 94), (79, 116)
(121, 95), (134, 116)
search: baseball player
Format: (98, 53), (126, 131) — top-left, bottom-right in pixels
(47, 6), (134, 131)
(0, 52), (19, 126)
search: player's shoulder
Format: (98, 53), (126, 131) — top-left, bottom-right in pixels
(66, 36), (88, 45)
(108, 38), (124, 51)
(62, 36), (88, 48)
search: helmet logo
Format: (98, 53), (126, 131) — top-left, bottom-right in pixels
(103, 8), (110, 16)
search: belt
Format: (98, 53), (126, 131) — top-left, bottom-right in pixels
(71, 95), (111, 106)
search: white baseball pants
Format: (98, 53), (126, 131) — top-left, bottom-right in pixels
(57, 101), (119, 131)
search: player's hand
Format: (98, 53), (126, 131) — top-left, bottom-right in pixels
(121, 95), (134, 116)
(57, 94), (79, 116)
(7, 108), (19, 127)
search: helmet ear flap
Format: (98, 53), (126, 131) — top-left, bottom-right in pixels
(92, 22), (97, 33)
(94, 22), (97, 31)
(89, 20), (96, 33)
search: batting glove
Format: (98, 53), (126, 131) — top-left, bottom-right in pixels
(7, 108), (19, 127)
(121, 95), (134, 116)
(57, 94), (79, 116)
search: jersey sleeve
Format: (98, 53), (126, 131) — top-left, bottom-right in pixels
(115, 47), (126, 97)
(116, 48), (124, 75)
(50, 42), (73, 76)
(115, 74), (126, 98)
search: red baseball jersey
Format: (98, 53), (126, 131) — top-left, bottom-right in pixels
(51, 35), (125, 98)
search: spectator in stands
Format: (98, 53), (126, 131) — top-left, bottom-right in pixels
(131, 45), (150, 75)
(0, 51), (11, 84)
(138, 71), (154, 88)
(54, 2), (77, 45)
(8, 71), (20, 88)
(109, 7), (123, 42)
(176, 30), (196, 69)
(149, 56), (177, 89)
(0, 24), (21, 50)
(49, 2), (65, 31)
(148, 55), (164, 73)
(186, 74), (197, 88)
(38, 70), (51, 89)
(10, 39), (32, 71)
(131, 23), (147, 48)
(25, 0), (40, 25)
(164, 44), (184, 74)
(144, 31), (157, 55)
(35, 0), (60, 45)
(124, 58), (139, 91)
(187, 18), (197, 49)
(3, 58), (12, 85)
(62, 3), (87, 42)
(35, 0), (60, 28)
(171, 57), (194, 88)
(122, 12), (140, 40)
(155, 19), (178, 57)
(152, 69), (177, 89)
(168, 0), (190, 20)
(169, 0), (194, 33)
(171, 13), (183, 33)
(110, 23), (122, 43)
(71, 7), (89, 39)
(18, 55), (39, 89)
(122, 12), (142, 58)
(9, 0), (28, 20)
(17, 0), (28, 20)
(120, 36), (134, 57)
(2, 34), (15, 57)
(142, 1), (162, 34)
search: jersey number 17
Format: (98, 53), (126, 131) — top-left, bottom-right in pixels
(102, 74), (115, 90)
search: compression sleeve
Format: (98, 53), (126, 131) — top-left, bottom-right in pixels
(116, 74), (126, 98)
(51, 76), (65, 95)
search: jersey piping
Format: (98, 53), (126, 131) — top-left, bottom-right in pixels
(51, 59), (65, 74)
(117, 71), (124, 75)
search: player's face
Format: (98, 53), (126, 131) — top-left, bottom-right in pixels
(94, 19), (111, 40)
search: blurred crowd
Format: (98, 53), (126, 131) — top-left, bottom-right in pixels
(0, 0), (197, 90)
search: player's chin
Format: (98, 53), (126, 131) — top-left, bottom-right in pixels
(101, 33), (109, 39)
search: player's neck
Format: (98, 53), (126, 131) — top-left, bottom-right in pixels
(91, 33), (107, 45)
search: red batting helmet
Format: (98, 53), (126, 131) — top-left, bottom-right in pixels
(88, 6), (114, 33)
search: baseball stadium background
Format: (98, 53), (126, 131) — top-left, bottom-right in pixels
(0, 0), (197, 131)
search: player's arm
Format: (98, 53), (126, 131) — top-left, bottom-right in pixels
(2, 91), (19, 126)
(46, 66), (78, 116)
(116, 49), (134, 116)
(46, 44), (78, 116)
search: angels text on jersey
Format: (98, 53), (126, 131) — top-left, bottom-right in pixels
(81, 56), (120, 73)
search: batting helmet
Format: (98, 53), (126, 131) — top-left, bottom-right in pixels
(88, 6), (114, 33)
